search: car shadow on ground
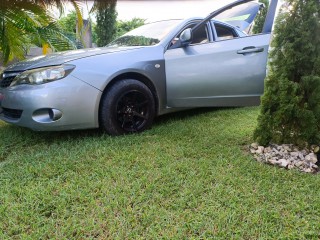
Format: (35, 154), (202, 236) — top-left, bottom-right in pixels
(153, 107), (231, 127)
(0, 107), (239, 163)
(0, 107), (236, 143)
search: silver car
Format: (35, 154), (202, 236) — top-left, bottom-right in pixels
(0, 0), (278, 135)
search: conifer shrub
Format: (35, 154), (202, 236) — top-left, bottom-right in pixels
(254, 0), (320, 146)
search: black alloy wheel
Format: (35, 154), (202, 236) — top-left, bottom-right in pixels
(99, 79), (155, 135)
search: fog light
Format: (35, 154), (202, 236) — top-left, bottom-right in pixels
(32, 108), (62, 123)
(48, 109), (62, 121)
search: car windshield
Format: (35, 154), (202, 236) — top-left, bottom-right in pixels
(107, 20), (182, 47)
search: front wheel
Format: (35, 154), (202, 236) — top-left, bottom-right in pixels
(99, 79), (155, 135)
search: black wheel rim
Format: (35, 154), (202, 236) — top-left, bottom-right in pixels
(115, 90), (149, 132)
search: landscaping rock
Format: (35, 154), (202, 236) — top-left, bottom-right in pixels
(278, 159), (289, 167)
(251, 143), (259, 149)
(256, 146), (264, 154)
(249, 143), (319, 174)
(306, 153), (317, 164)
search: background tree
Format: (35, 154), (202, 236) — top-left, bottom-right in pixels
(116, 18), (146, 38)
(91, 18), (146, 45)
(0, 0), (83, 65)
(91, 22), (98, 45)
(0, 1), (77, 65)
(57, 11), (77, 43)
(95, 0), (117, 47)
(254, 0), (320, 146)
(252, 0), (269, 34)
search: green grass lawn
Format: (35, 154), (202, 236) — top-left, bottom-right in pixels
(0, 107), (319, 239)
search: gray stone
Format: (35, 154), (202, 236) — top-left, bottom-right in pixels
(288, 164), (295, 170)
(264, 147), (272, 153)
(298, 153), (304, 160)
(269, 159), (278, 165)
(306, 153), (317, 164)
(251, 143), (259, 149)
(249, 143), (318, 174)
(303, 168), (312, 173)
(283, 145), (292, 151)
(290, 152), (299, 158)
(278, 159), (289, 168)
(250, 149), (256, 154)
(256, 146), (265, 154)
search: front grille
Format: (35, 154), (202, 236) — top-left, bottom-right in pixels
(2, 107), (23, 120)
(0, 76), (16, 88)
(0, 71), (21, 88)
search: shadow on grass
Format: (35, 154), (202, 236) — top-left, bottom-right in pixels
(0, 107), (239, 163)
(0, 107), (235, 142)
(153, 107), (235, 126)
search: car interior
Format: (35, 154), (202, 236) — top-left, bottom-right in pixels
(170, 21), (239, 48)
(214, 24), (238, 41)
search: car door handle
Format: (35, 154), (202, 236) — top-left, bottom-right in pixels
(237, 47), (264, 55)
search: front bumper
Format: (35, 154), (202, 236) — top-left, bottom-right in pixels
(0, 75), (102, 131)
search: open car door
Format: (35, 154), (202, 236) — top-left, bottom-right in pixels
(214, 1), (264, 33)
(165, 0), (279, 108)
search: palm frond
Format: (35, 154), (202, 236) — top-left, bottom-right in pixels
(0, 1), (77, 64)
(34, 22), (77, 51)
(69, 1), (84, 29)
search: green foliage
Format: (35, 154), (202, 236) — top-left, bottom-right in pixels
(91, 21), (98, 44)
(58, 11), (94, 48)
(252, 0), (269, 34)
(116, 18), (146, 38)
(95, 1), (118, 47)
(57, 11), (77, 42)
(0, 0), (80, 65)
(92, 18), (146, 45)
(254, 0), (320, 146)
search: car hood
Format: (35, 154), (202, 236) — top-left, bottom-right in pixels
(4, 46), (144, 72)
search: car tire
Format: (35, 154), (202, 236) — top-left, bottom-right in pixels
(99, 79), (155, 136)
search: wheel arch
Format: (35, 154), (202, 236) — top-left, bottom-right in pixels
(99, 72), (159, 117)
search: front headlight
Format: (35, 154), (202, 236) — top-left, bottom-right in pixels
(10, 65), (75, 87)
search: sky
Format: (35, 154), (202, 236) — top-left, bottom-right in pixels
(74, 0), (236, 22)
(116, 0), (235, 22)
(66, 0), (283, 24)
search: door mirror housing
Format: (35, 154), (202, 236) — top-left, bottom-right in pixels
(180, 28), (192, 46)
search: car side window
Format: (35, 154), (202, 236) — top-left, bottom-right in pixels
(190, 25), (209, 45)
(169, 23), (209, 48)
(214, 24), (237, 41)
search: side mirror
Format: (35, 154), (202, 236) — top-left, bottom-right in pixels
(179, 28), (192, 46)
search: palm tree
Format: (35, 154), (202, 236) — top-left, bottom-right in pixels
(0, 0), (85, 65)
(0, 0), (118, 65)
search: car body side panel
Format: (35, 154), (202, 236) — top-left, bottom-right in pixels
(68, 46), (167, 115)
(165, 34), (270, 107)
